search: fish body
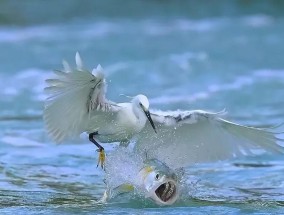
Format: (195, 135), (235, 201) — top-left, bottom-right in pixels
(101, 149), (180, 206)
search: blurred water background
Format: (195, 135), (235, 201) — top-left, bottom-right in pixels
(0, 0), (284, 214)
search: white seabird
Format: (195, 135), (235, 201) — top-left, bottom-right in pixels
(44, 53), (157, 167)
(43, 53), (284, 168)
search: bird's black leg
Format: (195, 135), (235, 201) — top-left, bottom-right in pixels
(89, 131), (105, 168)
(89, 131), (104, 151)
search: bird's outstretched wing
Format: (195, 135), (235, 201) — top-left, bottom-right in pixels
(44, 53), (119, 143)
(134, 110), (284, 169)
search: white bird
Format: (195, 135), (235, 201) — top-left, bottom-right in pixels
(44, 53), (157, 167)
(43, 53), (284, 168)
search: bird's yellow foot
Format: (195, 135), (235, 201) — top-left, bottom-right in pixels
(96, 148), (105, 169)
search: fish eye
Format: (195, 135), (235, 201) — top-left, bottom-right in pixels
(155, 174), (160, 180)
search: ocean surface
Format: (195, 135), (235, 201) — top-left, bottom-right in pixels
(1, 1), (284, 214)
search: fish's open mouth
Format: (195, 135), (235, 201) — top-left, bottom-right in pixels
(155, 181), (177, 202)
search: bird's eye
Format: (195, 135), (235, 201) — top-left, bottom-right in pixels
(139, 102), (142, 106)
(155, 174), (160, 180)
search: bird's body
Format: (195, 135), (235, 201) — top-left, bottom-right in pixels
(88, 100), (149, 143)
(43, 53), (284, 168)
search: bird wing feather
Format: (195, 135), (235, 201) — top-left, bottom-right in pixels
(43, 53), (119, 143)
(134, 109), (284, 169)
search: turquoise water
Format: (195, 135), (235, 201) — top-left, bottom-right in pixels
(1, 1), (284, 214)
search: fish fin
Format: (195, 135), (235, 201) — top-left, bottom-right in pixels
(112, 183), (134, 197)
(96, 190), (109, 204)
(96, 184), (134, 203)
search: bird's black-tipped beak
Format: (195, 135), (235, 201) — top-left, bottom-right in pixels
(144, 110), (157, 133)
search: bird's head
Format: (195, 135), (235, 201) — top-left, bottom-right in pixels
(133, 94), (157, 134)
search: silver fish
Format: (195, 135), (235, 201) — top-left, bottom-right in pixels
(99, 149), (180, 206)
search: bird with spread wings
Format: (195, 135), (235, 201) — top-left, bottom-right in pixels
(43, 53), (284, 169)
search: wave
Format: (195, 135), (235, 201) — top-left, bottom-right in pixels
(1, 136), (44, 147)
(0, 115), (42, 122)
(0, 16), (262, 43)
(241, 14), (274, 28)
(0, 68), (51, 101)
(2, 67), (284, 104)
(150, 69), (284, 105)
(0, 21), (119, 43)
